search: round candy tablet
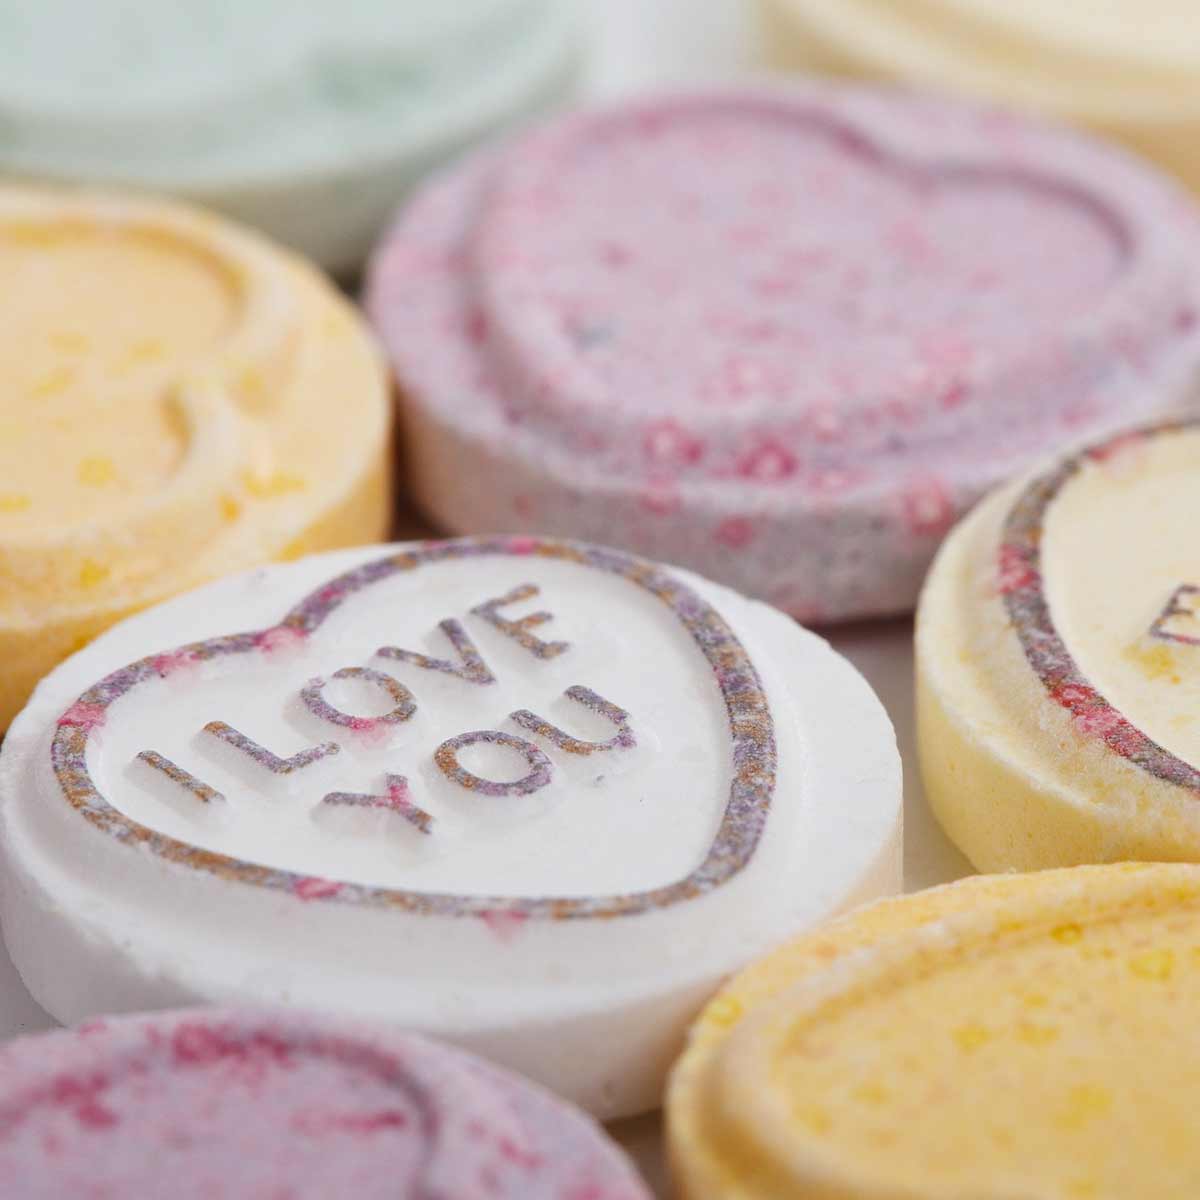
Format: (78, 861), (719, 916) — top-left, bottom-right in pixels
(669, 861), (1200, 1200)
(0, 536), (901, 1118)
(918, 417), (1200, 872)
(0, 1), (579, 272)
(761, 0), (1200, 196)
(0, 1007), (652, 1199)
(367, 84), (1200, 623)
(0, 185), (391, 732)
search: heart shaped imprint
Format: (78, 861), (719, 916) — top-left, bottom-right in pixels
(918, 417), (1200, 871)
(0, 1), (580, 270)
(0, 1009), (651, 1199)
(367, 83), (1200, 622)
(0, 537), (901, 1118)
(669, 862), (1200, 1200)
(761, 0), (1200, 195)
(0, 185), (391, 731)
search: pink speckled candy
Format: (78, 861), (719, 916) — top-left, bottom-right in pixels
(0, 1009), (651, 1200)
(367, 83), (1200, 621)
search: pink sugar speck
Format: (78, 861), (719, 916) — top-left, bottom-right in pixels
(465, 308), (489, 344)
(152, 649), (198, 678)
(900, 477), (955, 538)
(642, 419), (704, 468)
(736, 441), (797, 483)
(384, 779), (412, 807)
(346, 719), (391, 749)
(74, 1099), (118, 1130)
(639, 479), (681, 516)
(1075, 706), (1126, 739)
(294, 877), (343, 902)
(996, 545), (1038, 595)
(481, 909), (529, 943)
(57, 702), (106, 731)
(1050, 683), (1094, 712)
(257, 626), (307, 655)
(714, 516), (757, 550)
(1088, 430), (1145, 466)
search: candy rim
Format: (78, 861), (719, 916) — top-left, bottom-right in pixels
(49, 536), (778, 919)
(670, 861), (1200, 1199)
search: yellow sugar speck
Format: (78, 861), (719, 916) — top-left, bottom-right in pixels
(5, 222), (67, 248)
(952, 1024), (991, 1053)
(1129, 947), (1175, 981)
(1057, 1084), (1112, 1131)
(77, 457), (117, 487)
(0, 493), (31, 513)
(78, 560), (110, 589)
(1022, 991), (1049, 1008)
(244, 470), (305, 499)
(50, 331), (90, 354)
(1067, 1178), (1099, 1198)
(239, 366), (266, 404)
(219, 494), (242, 522)
(792, 1103), (831, 1135)
(704, 995), (743, 1028)
(852, 1080), (892, 1106)
(123, 337), (166, 365)
(29, 366), (74, 398)
(1125, 640), (1182, 684)
(1016, 1021), (1060, 1046)
(1051, 923), (1084, 945)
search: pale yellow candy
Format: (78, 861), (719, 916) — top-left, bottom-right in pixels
(917, 419), (1200, 871)
(760, 0), (1200, 194)
(669, 862), (1200, 1200)
(0, 186), (391, 728)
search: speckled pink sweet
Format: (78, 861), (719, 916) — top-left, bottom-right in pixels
(0, 1009), (651, 1200)
(367, 83), (1200, 621)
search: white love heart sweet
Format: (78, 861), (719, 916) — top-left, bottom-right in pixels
(0, 537), (901, 1117)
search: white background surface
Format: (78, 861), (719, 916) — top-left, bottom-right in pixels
(0, 1), (973, 1192)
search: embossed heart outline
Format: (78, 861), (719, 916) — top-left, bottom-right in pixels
(1001, 415), (1200, 795)
(51, 536), (777, 919)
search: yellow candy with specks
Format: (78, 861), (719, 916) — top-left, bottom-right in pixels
(669, 863), (1200, 1199)
(917, 419), (1200, 872)
(0, 186), (391, 729)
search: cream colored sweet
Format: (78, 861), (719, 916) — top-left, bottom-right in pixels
(761, 0), (1200, 193)
(0, 186), (391, 730)
(669, 861), (1200, 1200)
(917, 418), (1200, 872)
